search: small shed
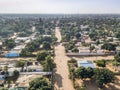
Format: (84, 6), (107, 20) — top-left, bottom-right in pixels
(77, 60), (95, 68)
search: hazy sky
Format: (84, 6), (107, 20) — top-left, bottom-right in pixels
(0, 0), (119, 14)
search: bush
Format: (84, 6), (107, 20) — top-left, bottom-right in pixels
(96, 60), (106, 67)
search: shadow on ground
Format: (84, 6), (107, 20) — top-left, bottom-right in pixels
(53, 72), (63, 88)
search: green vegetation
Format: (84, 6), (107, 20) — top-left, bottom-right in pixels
(101, 43), (116, 51)
(42, 41), (51, 50)
(13, 70), (19, 77)
(75, 67), (94, 79)
(89, 45), (95, 52)
(68, 58), (115, 89)
(114, 52), (120, 62)
(4, 39), (15, 49)
(16, 60), (26, 68)
(0, 87), (8, 90)
(43, 55), (56, 71)
(37, 51), (49, 62)
(29, 77), (52, 90)
(94, 68), (114, 88)
(95, 60), (106, 67)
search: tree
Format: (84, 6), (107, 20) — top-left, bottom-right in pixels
(27, 45), (35, 52)
(75, 66), (94, 79)
(13, 70), (19, 78)
(86, 67), (94, 78)
(65, 33), (71, 41)
(96, 60), (106, 67)
(89, 45), (95, 52)
(101, 43), (116, 51)
(37, 51), (49, 61)
(42, 41), (51, 50)
(4, 39), (15, 49)
(29, 77), (52, 90)
(75, 66), (87, 79)
(71, 47), (79, 53)
(16, 60), (26, 68)
(43, 55), (56, 71)
(89, 30), (98, 40)
(115, 31), (120, 38)
(4, 66), (8, 77)
(94, 68), (114, 88)
(20, 49), (31, 57)
(75, 33), (81, 39)
(16, 60), (26, 71)
(114, 52), (120, 62)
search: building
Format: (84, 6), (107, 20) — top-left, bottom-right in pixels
(5, 45), (25, 58)
(16, 37), (29, 42)
(77, 60), (95, 68)
(25, 61), (43, 72)
(12, 45), (26, 52)
(8, 67), (22, 76)
(5, 52), (19, 58)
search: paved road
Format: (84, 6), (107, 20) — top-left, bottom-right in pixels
(54, 27), (74, 90)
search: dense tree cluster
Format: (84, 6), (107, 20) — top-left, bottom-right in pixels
(29, 77), (52, 90)
(94, 68), (114, 88)
(75, 67), (114, 88)
(4, 39), (15, 49)
(95, 60), (106, 67)
(37, 51), (56, 71)
(101, 43), (116, 51)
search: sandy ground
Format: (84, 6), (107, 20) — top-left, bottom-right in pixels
(0, 57), (35, 63)
(54, 27), (74, 90)
(16, 75), (42, 87)
(73, 56), (114, 61)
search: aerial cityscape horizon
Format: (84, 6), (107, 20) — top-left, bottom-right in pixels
(0, 0), (120, 90)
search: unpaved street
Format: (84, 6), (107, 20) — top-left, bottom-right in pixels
(54, 27), (74, 90)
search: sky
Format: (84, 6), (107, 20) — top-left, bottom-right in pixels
(0, 0), (119, 14)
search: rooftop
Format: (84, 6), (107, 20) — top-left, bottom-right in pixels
(77, 60), (95, 68)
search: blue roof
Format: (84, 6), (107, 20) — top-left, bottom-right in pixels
(5, 53), (19, 58)
(77, 60), (95, 68)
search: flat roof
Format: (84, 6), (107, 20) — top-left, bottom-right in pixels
(77, 60), (95, 68)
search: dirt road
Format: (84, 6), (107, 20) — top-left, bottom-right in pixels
(54, 27), (74, 90)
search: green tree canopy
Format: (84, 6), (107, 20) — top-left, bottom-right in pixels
(43, 55), (56, 71)
(114, 52), (120, 62)
(37, 51), (49, 61)
(101, 43), (116, 51)
(96, 60), (106, 67)
(29, 77), (52, 90)
(4, 39), (15, 49)
(16, 60), (26, 68)
(94, 68), (114, 88)
(42, 41), (51, 50)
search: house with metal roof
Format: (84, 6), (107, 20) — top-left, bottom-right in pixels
(5, 52), (19, 58)
(77, 60), (95, 68)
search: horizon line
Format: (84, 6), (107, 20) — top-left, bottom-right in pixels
(0, 13), (120, 15)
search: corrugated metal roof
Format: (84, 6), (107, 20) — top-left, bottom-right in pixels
(5, 53), (19, 58)
(77, 60), (95, 68)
